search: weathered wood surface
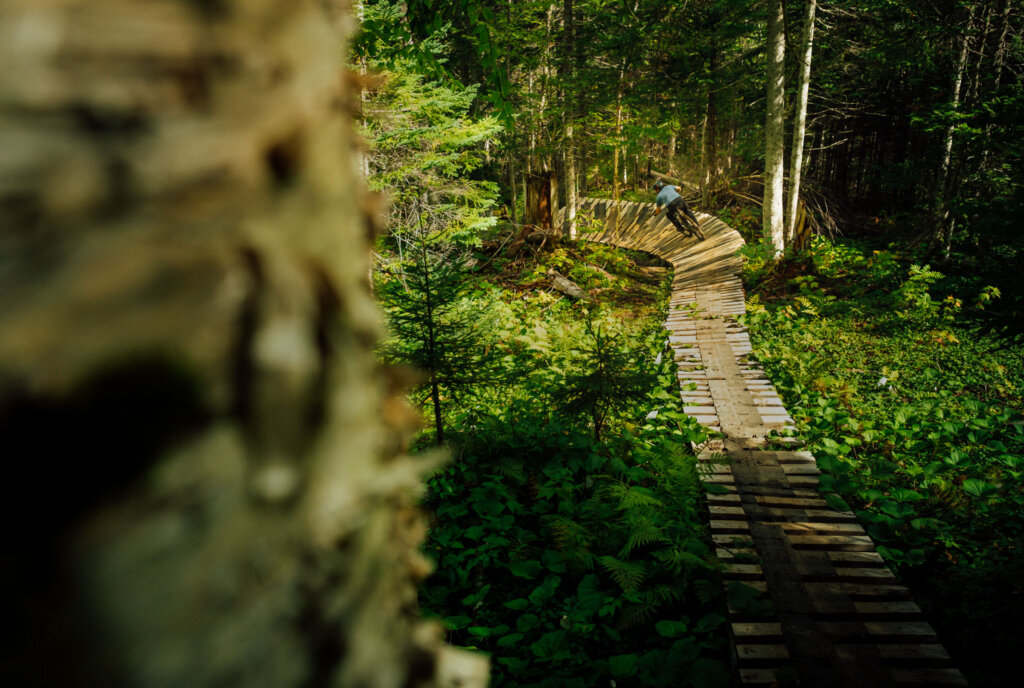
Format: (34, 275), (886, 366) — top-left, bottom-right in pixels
(0, 2), (485, 687)
(546, 269), (591, 300)
(567, 198), (966, 688)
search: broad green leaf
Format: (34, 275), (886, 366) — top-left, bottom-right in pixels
(962, 478), (997, 498)
(530, 630), (569, 661)
(890, 488), (924, 502)
(576, 574), (603, 613)
(609, 653), (640, 678)
(516, 614), (539, 633)
(691, 657), (731, 688)
(528, 575), (561, 606)
(655, 619), (689, 638)
(695, 613), (726, 634)
(509, 560), (543, 579)
(497, 632), (523, 648)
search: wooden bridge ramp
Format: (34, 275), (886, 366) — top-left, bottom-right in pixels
(564, 198), (967, 688)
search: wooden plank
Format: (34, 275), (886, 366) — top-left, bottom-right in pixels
(732, 622), (784, 640)
(834, 567), (896, 582)
(843, 583), (912, 599)
(877, 644), (951, 661)
(788, 534), (874, 550)
(780, 522), (867, 535)
(854, 601), (923, 617)
(710, 520), (750, 533)
(755, 495), (827, 507)
(742, 486), (820, 498)
(828, 551), (885, 566)
(890, 668), (968, 686)
(787, 476), (821, 488)
(738, 669), (781, 686)
(749, 507), (858, 523)
(709, 505), (746, 517)
(690, 415), (720, 426)
(736, 644), (790, 662)
(773, 451), (817, 463)
(820, 621), (937, 642)
(863, 622), (937, 640)
(781, 463), (821, 475)
(723, 563), (764, 579)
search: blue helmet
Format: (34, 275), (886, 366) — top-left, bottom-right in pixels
(653, 180), (665, 190)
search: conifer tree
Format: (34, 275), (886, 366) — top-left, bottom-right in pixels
(377, 232), (494, 445)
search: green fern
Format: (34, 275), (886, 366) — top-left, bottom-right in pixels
(617, 584), (683, 630)
(618, 599), (658, 629)
(618, 518), (668, 558)
(599, 555), (647, 593)
(617, 484), (664, 510)
(653, 548), (713, 576)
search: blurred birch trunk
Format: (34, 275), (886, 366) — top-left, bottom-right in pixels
(0, 1), (486, 686)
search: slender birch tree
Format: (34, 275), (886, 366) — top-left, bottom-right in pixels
(763, 0), (787, 254)
(562, 0), (578, 238)
(0, 1), (486, 686)
(937, 4), (976, 261)
(786, 0), (817, 246)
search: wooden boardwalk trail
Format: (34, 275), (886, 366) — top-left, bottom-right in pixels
(565, 198), (967, 688)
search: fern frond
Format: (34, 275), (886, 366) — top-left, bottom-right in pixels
(567, 549), (597, 571)
(618, 485), (664, 510)
(491, 457), (525, 480)
(649, 583), (684, 606)
(619, 521), (668, 558)
(544, 515), (588, 551)
(599, 555), (647, 593)
(653, 548), (714, 576)
(617, 598), (658, 629)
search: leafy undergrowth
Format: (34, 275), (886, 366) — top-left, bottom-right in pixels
(407, 238), (736, 687)
(741, 237), (1024, 688)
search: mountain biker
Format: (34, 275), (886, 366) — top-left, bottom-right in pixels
(652, 180), (702, 239)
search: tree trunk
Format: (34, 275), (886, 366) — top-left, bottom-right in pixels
(508, 154), (519, 223)
(667, 132), (677, 174)
(764, 0), (787, 254)
(982, 0), (1012, 170)
(0, 2), (486, 687)
(581, 138), (589, 194)
(967, 2), (993, 108)
(937, 5), (975, 261)
(526, 172), (554, 229)
(562, 0), (577, 238)
(702, 42), (719, 206)
(612, 63), (626, 231)
(418, 239), (445, 446)
(785, 0), (817, 246)
(550, 157), (561, 224)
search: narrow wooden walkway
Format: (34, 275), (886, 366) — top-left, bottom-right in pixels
(566, 198), (967, 688)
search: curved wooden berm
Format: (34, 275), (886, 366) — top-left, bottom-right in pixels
(565, 199), (967, 688)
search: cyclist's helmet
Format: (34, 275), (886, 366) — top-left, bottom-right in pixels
(653, 180), (665, 190)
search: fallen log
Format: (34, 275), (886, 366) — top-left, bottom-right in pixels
(546, 269), (591, 301)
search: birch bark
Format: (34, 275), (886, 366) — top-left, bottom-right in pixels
(763, 0), (787, 254)
(785, 0), (817, 245)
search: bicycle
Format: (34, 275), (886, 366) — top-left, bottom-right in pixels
(669, 206), (705, 241)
